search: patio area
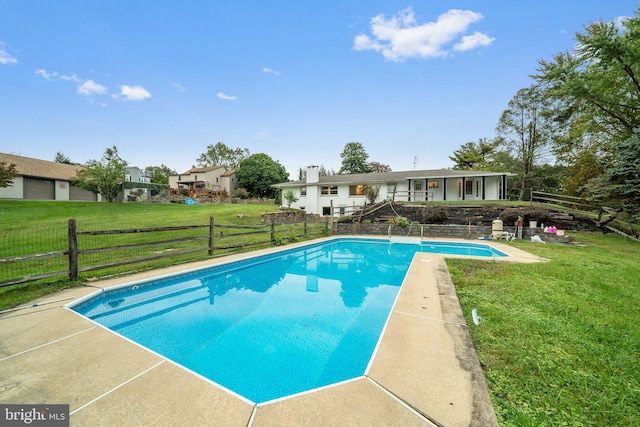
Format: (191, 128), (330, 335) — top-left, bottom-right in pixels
(0, 238), (545, 426)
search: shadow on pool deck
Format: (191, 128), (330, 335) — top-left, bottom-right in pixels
(0, 237), (545, 426)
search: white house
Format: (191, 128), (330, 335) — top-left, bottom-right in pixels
(273, 166), (514, 216)
(169, 166), (237, 197)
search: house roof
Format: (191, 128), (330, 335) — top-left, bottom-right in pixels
(273, 168), (515, 188)
(0, 152), (84, 181)
(180, 165), (225, 174)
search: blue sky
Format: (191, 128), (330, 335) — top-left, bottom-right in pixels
(0, 1), (635, 178)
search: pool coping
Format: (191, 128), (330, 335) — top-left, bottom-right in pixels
(0, 236), (546, 426)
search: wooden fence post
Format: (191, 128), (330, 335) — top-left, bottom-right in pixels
(304, 220), (307, 236)
(209, 216), (214, 256)
(68, 218), (78, 281)
(271, 221), (275, 243)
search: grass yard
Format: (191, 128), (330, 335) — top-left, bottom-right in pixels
(449, 233), (640, 426)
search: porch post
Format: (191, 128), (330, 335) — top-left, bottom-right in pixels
(502, 174), (507, 199)
(461, 177), (466, 201)
(443, 178), (447, 201)
(482, 176), (486, 200)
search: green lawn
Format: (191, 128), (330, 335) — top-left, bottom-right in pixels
(449, 233), (640, 426)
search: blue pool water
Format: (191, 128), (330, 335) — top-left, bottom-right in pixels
(71, 238), (506, 403)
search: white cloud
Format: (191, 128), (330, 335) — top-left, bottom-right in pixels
(60, 73), (81, 82)
(36, 69), (82, 82)
(217, 92), (237, 100)
(172, 83), (186, 92)
(35, 69), (57, 80)
(262, 67), (280, 76)
(0, 41), (18, 65)
(354, 7), (493, 61)
(116, 85), (151, 101)
(77, 80), (108, 96)
(454, 31), (495, 52)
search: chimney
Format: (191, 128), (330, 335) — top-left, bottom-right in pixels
(306, 165), (319, 184)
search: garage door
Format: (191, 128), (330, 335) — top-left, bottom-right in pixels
(70, 185), (98, 201)
(23, 178), (55, 200)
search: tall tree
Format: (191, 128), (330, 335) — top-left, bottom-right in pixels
(144, 164), (177, 185)
(535, 12), (640, 143)
(585, 130), (640, 218)
(449, 138), (501, 170)
(496, 85), (553, 200)
(534, 9), (640, 195)
(197, 142), (249, 170)
(54, 151), (75, 164)
(0, 161), (17, 187)
(339, 142), (372, 174)
(73, 146), (128, 202)
(236, 153), (288, 198)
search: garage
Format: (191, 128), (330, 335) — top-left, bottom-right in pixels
(23, 177), (55, 200)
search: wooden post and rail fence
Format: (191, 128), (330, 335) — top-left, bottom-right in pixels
(1, 216), (329, 288)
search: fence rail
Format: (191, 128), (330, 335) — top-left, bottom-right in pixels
(531, 191), (597, 211)
(0, 217), (329, 288)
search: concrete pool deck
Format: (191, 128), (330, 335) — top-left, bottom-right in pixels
(0, 237), (546, 426)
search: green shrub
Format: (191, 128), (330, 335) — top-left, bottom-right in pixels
(388, 216), (409, 227)
(235, 188), (250, 199)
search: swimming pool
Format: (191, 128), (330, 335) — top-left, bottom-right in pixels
(70, 238), (506, 403)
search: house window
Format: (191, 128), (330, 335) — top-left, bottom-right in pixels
(322, 207), (331, 215)
(466, 180), (473, 195)
(216, 177), (219, 183)
(414, 182), (422, 191)
(195, 175), (198, 181)
(301, 186), (307, 196)
(428, 181), (438, 188)
(321, 186), (338, 195)
(339, 207), (345, 216)
(178, 176), (182, 181)
(349, 185), (364, 196)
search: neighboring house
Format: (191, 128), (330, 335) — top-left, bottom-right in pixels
(273, 166), (514, 216)
(169, 166), (237, 196)
(125, 167), (152, 185)
(124, 166), (153, 200)
(0, 153), (98, 201)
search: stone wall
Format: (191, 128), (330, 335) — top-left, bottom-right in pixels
(262, 210), (322, 224)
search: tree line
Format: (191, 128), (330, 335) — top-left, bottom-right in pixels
(449, 7), (640, 220)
